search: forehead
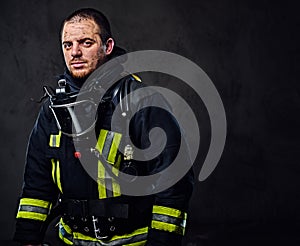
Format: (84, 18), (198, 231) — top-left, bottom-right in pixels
(62, 18), (100, 41)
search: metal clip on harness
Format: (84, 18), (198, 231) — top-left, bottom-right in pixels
(92, 216), (109, 240)
(45, 79), (98, 137)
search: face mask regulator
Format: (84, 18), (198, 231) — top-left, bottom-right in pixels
(44, 79), (98, 138)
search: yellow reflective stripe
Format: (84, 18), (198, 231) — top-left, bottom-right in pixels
(17, 198), (52, 221)
(107, 132), (122, 164)
(151, 220), (185, 235)
(59, 218), (73, 245)
(108, 226), (148, 241)
(73, 231), (98, 242)
(60, 218), (72, 234)
(51, 159), (56, 184)
(96, 129), (108, 154)
(51, 159), (63, 193)
(96, 129), (122, 164)
(61, 217), (148, 245)
(49, 131), (61, 147)
(19, 198), (51, 208)
(152, 205), (187, 219)
(106, 226), (148, 245)
(112, 155), (121, 197)
(16, 211), (47, 221)
(132, 74), (142, 82)
(152, 205), (187, 235)
(98, 130), (122, 198)
(97, 159), (122, 198)
(56, 160), (63, 193)
(73, 227), (146, 244)
(59, 233), (73, 245)
(125, 240), (147, 246)
(98, 161), (107, 199)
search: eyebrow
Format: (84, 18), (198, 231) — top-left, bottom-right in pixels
(62, 37), (96, 44)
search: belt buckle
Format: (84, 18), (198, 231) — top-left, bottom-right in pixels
(92, 216), (109, 240)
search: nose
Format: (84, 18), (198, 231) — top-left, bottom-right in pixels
(71, 42), (82, 57)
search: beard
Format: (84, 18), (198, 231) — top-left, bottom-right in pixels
(68, 49), (108, 80)
(69, 69), (90, 80)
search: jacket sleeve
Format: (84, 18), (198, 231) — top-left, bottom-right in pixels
(14, 101), (59, 244)
(130, 91), (194, 246)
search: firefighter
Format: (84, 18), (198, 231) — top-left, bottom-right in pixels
(14, 8), (194, 246)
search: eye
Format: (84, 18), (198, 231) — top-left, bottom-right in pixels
(82, 40), (93, 47)
(63, 42), (72, 50)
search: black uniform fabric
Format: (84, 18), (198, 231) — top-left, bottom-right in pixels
(14, 67), (194, 245)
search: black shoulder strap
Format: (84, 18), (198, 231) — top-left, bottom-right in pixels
(105, 75), (138, 116)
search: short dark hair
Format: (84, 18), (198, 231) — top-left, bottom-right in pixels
(61, 8), (112, 43)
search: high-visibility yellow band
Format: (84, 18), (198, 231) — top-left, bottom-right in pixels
(98, 160), (107, 199)
(151, 220), (185, 235)
(96, 129), (108, 154)
(56, 160), (63, 193)
(16, 211), (47, 221)
(51, 159), (63, 193)
(97, 160), (121, 199)
(17, 198), (51, 221)
(60, 217), (148, 245)
(49, 131), (61, 147)
(152, 205), (187, 219)
(60, 218), (73, 234)
(59, 233), (73, 245)
(106, 226), (148, 245)
(132, 74), (142, 82)
(19, 198), (51, 209)
(97, 129), (122, 199)
(73, 231), (98, 242)
(107, 132), (122, 164)
(59, 218), (74, 245)
(51, 159), (56, 185)
(125, 240), (147, 246)
(96, 129), (122, 165)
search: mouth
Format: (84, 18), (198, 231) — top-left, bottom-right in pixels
(71, 61), (86, 69)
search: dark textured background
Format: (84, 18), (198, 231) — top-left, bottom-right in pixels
(0, 0), (299, 245)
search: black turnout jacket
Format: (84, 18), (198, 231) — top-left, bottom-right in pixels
(14, 67), (194, 245)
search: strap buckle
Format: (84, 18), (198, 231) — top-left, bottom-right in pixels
(92, 216), (109, 240)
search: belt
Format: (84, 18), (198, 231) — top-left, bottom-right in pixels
(61, 199), (130, 239)
(64, 199), (129, 218)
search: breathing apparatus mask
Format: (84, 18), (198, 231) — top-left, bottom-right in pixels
(44, 78), (101, 138)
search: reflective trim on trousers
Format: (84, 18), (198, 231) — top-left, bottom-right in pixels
(59, 218), (148, 246)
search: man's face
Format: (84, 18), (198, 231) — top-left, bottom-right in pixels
(62, 18), (110, 79)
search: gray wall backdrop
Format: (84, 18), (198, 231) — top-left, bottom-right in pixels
(0, 0), (299, 245)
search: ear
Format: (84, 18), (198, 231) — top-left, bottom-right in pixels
(104, 38), (114, 55)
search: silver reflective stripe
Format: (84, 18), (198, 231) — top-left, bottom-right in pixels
(152, 213), (186, 227)
(102, 131), (114, 160)
(105, 178), (113, 198)
(73, 240), (99, 246)
(104, 232), (147, 246)
(60, 219), (147, 246)
(102, 131), (115, 198)
(73, 232), (147, 246)
(19, 205), (49, 215)
(52, 136), (57, 147)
